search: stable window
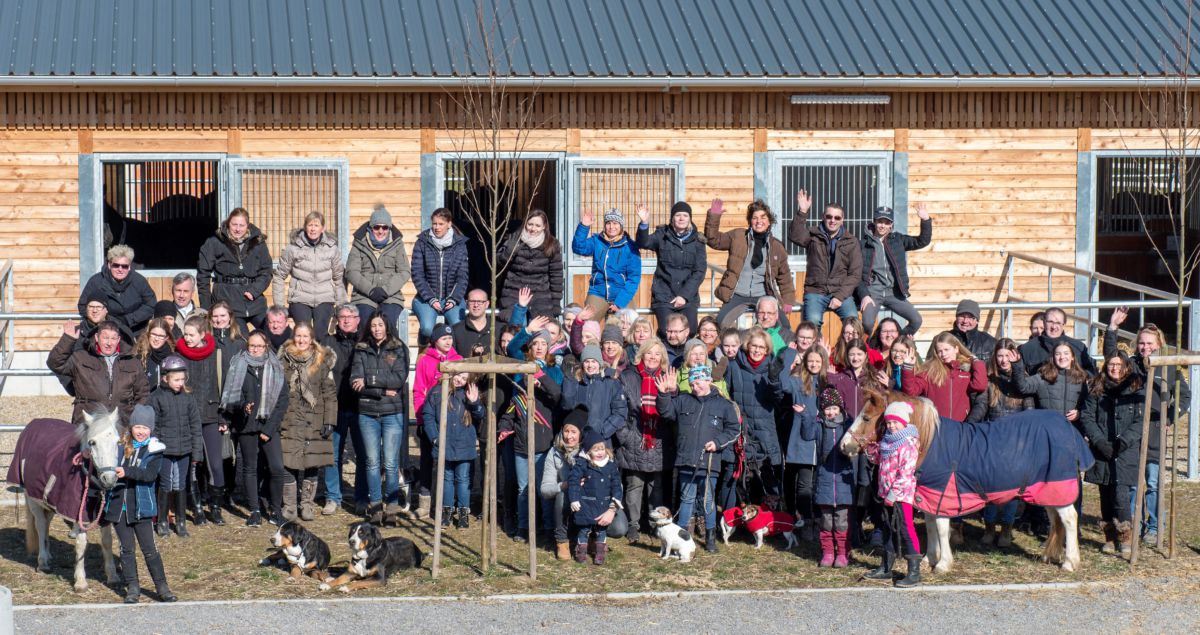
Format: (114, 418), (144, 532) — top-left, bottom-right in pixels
(225, 159), (351, 262)
(1096, 155), (1200, 235)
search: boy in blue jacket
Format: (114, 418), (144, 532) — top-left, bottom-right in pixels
(572, 208), (641, 319)
(568, 427), (624, 565)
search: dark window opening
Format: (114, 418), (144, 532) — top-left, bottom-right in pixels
(102, 160), (219, 270)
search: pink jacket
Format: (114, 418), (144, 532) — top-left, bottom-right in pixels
(413, 347), (463, 415)
(867, 436), (919, 506)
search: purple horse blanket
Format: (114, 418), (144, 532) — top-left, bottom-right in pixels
(913, 410), (1095, 517)
(6, 418), (97, 523)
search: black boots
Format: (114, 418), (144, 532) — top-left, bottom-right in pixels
(190, 478), (207, 527)
(894, 555), (922, 588)
(864, 551), (895, 580)
(457, 507), (470, 530)
(209, 487), (226, 526)
(705, 530), (719, 553)
(121, 552), (140, 603)
(144, 551), (177, 602)
(246, 510), (262, 527)
(441, 506), (454, 528)
(155, 490), (170, 537)
(173, 492), (190, 538)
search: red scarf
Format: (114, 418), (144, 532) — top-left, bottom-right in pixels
(747, 355), (765, 369)
(174, 335), (214, 361)
(637, 362), (661, 450)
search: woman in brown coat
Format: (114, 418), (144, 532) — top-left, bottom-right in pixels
(704, 198), (796, 328)
(278, 322), (337, 521)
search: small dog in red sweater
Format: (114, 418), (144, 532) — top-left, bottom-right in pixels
(720, 504), (799, 550)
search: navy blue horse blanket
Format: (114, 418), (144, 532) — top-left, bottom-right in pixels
(6, 418), (97, 523)
(913, 410), (1095, 517)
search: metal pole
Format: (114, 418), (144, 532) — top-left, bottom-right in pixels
(430, 375), (451, 578)
(1006, 258), (1014, 340)
(0, 585), (10, 635)
(525, 373), (537, 580)
(1130, 365), (1156, 566)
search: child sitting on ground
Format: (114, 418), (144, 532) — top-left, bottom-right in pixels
(568, 428), (624, 565)
(807, 386), (855, 568)
(863, 401), (922, 588)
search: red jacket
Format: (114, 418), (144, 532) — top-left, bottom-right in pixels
(901, 359), (987, 422)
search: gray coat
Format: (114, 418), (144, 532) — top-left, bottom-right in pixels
(1014, 361), (1087, 423)
(273, 229), (346, 307)
(345, 222), (410, 307)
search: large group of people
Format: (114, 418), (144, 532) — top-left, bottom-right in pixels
(50, 195), (1186, 601)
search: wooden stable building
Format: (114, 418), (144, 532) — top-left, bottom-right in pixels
(0, 0), (1198, 361)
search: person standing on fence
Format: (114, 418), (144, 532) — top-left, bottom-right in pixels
(411, 208), (470, 347)
(856, 204), (932, 337)
(197, 208), (273, 332)
(272, 211), (345, 335)
(706, 198), (796, 329)
(48, 320), (149, 425)
(497, 208), (565, 322)
(78, 244), (158, 336)
(789, 191), (862, 331)
(346, 205), (410, 333)
(573, 207), (642, 319)
(635, 201), (707, 338)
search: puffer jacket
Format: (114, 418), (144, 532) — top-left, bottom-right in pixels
(196, 223), (273, 319)
(724, 351), (786, 465)
(1014, 361), (1088, 424)
(321, 328), (361, 412)
(567, 453), (623, 524)
(345, 222), (410, 307)
(411, 229), (470, 306)
(656, 389), (740, 469)
(1080, 378), (1145, 487)
(351, 338), (409, 417)
(413, 346), (463, 416)
(77, 266), (157, 333)
(571, 224), (642, 308)
(103, 438), (165, 523)
(540, 437), (580, 499)
(855, 218), (932, 301)
(497, 232), (564, 319)
(1103, 330), (1191, 463)
(787, 220), (861, 301)
(147, 386), (203, 461)
(705, 215), (796, 305)
(177, 337), (221, 424)
(272, 229), (346, 307)
(900, 359), (988, 422)
(952, 327), (997, 362)
(781, 374), (821, 465)
(47, 333), (150, 425)
(807, 413), (856, 507)
(614, 365), (671, 473)
(422, 386), (484, 462)
(965, 367), (1034, 423)
(635, 223), (707, 307)
(278, 343), (337, 470)
(561, 370), (629, 440)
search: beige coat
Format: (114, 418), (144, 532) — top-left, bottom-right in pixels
(273, 230), (346, 307)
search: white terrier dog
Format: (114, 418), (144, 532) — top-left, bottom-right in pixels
(649, 506), (697, 563)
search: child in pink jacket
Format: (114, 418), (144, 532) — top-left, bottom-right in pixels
(863, 401), (922, 588)
(413, 324), (464, 415)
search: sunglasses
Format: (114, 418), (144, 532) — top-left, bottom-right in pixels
(109, 262), (131, 270)
(824, 214), (843, 221)
(371, 224), (389, 231)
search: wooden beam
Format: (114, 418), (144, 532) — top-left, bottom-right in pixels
(78, 129), (93, 154)
(421, 128), (436, 154)
(753, 127), (767, 153)
(895, 128), (910, 153)
(1076, 127), (1092, 151)
(227, 129), (242, 154)
(567, 128), (581, 154)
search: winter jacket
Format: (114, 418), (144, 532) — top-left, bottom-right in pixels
(965, 367), (1034, 423)
(321, 328), (360, 412)
(567, 453), (623, 525)
(498, 380), (561, 456)
(196, 223), (273, 319)
(413, 346), (463, 416)
(350, 338), (409, 417)
(855, 219), (932, 301)
(278, 343), (337, 470)
(77, 266), (157, 333)
(540, 440), (579, 499)
(141, 345), (173, 393)
(1103, 330), (1190, 462)
(900, 359), (988, 422)
(614, 365), (672, 473)
(345, 221), (411, 307)
(724, 352), (786, 465)
(224, 362), (290, 438)
(1080, 379), (1145, 487)
(571, 224), (642, 308)
(951, 327), (997, 363)
(272, 229), (346, 307)
(147, 387), (203, 461)
(1018, 333), (1098, 375)
(1013, 361), (1088, 423)
(656, 389), (740, 469)
(787, 220), (862, 301)
(497, 233), (564, 319)
(705, 216), (796, 305)
(411, 229), (470, 306)
(826, 368), (872, 421)
(866, 435), (918, 506)
(781, 375), (821, 465)
(422, 386), (483, 462)
(103, 438), (165, 523)
(561, 371), (629, 441)
(177, 337), (221, 424)
(635, 223), (707, 307)
(452, 318), (492, 358)
(47, 334), (150, 425)
(212, 328), (246, 379)
(807, 413), (856, 507)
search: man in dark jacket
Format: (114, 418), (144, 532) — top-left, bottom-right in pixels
(263, 306), (293, 352)
(196, 210), (273, 331)
(858, 204), (933, 336)
(78, 244), (157, 335)
(320, 304), (365, 515)
(950, 299), (997, 362)
(1018, 307), (1098, 375)
(636, 201), (708, 337)
(452, 289), (492, 358)
(790, 190), (863, 330)
(47, 320), (150, 425)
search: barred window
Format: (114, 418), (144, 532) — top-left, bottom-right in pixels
(1096, 155), (1200, 235)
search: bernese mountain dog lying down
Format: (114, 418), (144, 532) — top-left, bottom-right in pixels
(320, 522), (423, 593)
(260, 522), (332, 582)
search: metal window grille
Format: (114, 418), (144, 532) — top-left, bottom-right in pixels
(1096, 156), (1200, 235)
(779, 164), (881, 257)
(226, 160), (350, 261)
(572, 164), (680, 260)
(100, 159), (219, 269)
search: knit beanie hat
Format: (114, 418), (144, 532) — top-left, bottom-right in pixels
(432, 323), (454, 345)
(129, 404), (155, 433)
(564, 405), (590, 433)
(529, 329), (552, 345)
(884, 401), (915, 427)
(818, 386), (844, 412)
(955, 299), (981, 320)
(153, 300), (176, 319)
(671, 201), (693, 218)
(603, 208), (625, 229)
(581, 427), (605, 452)
(581, 320), (602, 343)
(581, 344), (603, 365)
(688, 364), (712, 384)
(601, 324), (624, 345)
(369, 205), (392, 227)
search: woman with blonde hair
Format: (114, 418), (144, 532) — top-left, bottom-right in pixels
(900, 331), (988, 422)
(615, 337), (672, 542)
(625, 316), (655, 361)
(272, 210), (345, 334)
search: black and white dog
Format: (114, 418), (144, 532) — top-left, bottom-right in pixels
(319, 522), (423, 592)
(259, 522), (332, 582)
(649, 506), (697, 562)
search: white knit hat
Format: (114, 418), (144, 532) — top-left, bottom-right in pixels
(883, 401), (914, 427)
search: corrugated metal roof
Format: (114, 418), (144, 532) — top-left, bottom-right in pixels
(0, 0), (1197, 81)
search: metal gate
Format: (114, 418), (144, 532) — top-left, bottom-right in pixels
(563, 158), (685, 304)
(225, 159), (351, 261)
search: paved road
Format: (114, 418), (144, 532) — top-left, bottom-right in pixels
(12, 579), (1195, 634)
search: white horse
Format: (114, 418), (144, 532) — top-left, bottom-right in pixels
(17, 411), (121, 592)
(838, 389), (1084, 574)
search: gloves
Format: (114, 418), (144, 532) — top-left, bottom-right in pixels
(570, 501), (581, 512)
(1093, 440), (1114, 460)
(368, 287), (388, 304)
(320, 424), (334, 439)
(767, 356), (784, 382)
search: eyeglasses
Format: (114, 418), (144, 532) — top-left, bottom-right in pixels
(666, 328), (688, 335)
(467, 299), (488, 305)
(824, 215), (843, 221)
(149, 331), (168, 340)
(109, 262), (131, 270)
(371, 225), (389, 231)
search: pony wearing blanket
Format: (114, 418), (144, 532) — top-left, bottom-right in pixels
(839, 389), (1094, 573)
(6, 411), (122, 592)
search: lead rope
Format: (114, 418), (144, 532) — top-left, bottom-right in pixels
(71, 453), (106, 532)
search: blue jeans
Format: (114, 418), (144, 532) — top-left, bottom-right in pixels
(577, 525), (608, 544)
(802, 292), (859, 330)
(324, 410), (366, 506)
(514, 451), (550, 530)
(678, 466), (719, 530)
(982, 499), (1019, 525)
(1131, 461), (1160, 535)
(412, 297), (465, 343)
(443, 460), (472, 509)
(357, 413), (405, 505)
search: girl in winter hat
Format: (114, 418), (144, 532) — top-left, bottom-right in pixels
(147, 355), (203, 539)
(808, 386), (855, 568)
(568, 427), (624, 565)
(863, 401), (922, 587)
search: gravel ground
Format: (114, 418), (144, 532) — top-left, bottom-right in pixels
(11, 578), (1200, 634)
(0, 396), (72, 424)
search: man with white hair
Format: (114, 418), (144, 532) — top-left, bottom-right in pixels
(756, 296), (795, 354)
(169, 272), (205, 339)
